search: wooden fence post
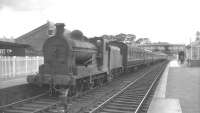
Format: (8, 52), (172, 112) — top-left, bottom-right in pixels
(36, 56), (39, 72)
(5, 56), (8, 80)
(12, 56), (16, 79)
(25, 56), (28, 75)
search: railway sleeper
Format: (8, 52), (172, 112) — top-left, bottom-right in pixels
(101, 108), (133, 113)
(4, 109), (33, 113)
(11, 106), (37, 111)
(108, 102), (138, 108)
(113, 98), (140, 102)
(104, 105), (135, 111)
(111, 100), (139, 104)
(115, 96), (138, 100)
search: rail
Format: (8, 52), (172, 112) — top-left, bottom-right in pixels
(89, 61), (167, 113)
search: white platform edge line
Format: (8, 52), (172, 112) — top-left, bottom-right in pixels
(176, 99), (183, 113)
(153, 62), (170, 98)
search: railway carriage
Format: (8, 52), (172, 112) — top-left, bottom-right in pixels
(109, 41), (128, 69)
(89, 37), (123, 80)
(108, 45), (123, 77)
(109, 41), (149, 72)
(145, 50), (153, 64)
(127, 45), (145, 67)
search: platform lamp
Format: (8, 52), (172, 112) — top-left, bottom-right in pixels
(189, 37), (192, 66)
(196, 31), (200, 60)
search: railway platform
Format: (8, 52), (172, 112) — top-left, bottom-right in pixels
(0, 77), (27, 89)
(148, 60), (200, 113)
(0, 76), (48, 106)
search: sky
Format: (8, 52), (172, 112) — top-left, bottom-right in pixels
(0, 0), (200, 44)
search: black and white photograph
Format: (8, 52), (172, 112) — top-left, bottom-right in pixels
(0, 0), (199, 113)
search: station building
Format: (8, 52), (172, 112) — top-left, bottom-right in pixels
(185, 39), (200, 66)
(0, 41), (30, 56)
(15, 21), (56, 56)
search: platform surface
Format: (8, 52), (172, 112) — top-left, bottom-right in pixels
(166, 65), (200, 113)
(0, 77), (27, 89)
(148, 60), (200, 113)
(148, 98), (182, 113)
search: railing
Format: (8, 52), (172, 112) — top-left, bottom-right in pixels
(0, 56), (44, 80)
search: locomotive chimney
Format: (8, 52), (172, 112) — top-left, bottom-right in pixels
(55, 23), (65, 36)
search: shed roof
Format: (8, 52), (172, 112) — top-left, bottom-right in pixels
(16, 23), (49, 41)
(0, 41), (29, 48)
(190, 40), (200, 47)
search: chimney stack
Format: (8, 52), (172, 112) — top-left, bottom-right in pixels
(55, 23), (65, 36)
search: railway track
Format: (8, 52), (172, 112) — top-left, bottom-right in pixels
(0, 91), (64, 113)
(70, 67), (152, 113)
(0, 61), (168, 113)
(88, 61), (167, 113)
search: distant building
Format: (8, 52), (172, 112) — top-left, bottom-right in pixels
(15, 21), (57, 55)
(139, 43), (185, 55)
(186, 35), (200, 67)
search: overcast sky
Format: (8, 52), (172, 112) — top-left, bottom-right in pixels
(0, 0), (200, 44)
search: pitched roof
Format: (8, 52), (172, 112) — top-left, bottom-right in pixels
(190, 40), (200, 47)
(16, 23), (49, 41)
(15, 22), (55, 52)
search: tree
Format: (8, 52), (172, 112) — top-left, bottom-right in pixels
(135, 38), (151, 44)
(102, 33), (136, 43)
(115, 33), (127, 42)
(126, 34), (136, 41)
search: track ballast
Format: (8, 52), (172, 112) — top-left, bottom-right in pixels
(88, 61), (167, 113)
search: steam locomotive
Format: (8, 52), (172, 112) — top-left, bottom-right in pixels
(27, 23), (167, 95)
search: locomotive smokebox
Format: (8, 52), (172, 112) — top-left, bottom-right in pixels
(55, 23), (65, 36)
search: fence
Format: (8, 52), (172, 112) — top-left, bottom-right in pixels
(0, 56), (44, 80)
